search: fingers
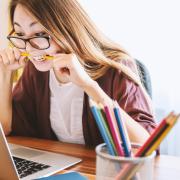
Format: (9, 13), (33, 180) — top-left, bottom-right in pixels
(12, 47), (27, 67)
(0, 50), (10, 65)
(53, 59), (68, 70)
(0, 47), (26, 71)
(53, 58), (68, 70)
(0, 53), (3, 64)
(13, 47), (21, 60)
(19, 56), (26, 67)
(5, 49), (13, 64)
(52, 53), (73, 70)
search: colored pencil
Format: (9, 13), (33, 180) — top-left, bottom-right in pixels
(145, 114), (179, 156)
(113, 101), (131, 157)
(97, 106), (118, 155)
(115, 112), (179, 180)
(135, 112), (174, 157)
(89, 99), (116, 155)
(104, 105), (124, 156)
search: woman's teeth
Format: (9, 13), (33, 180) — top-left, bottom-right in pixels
(32, 56), (45, 62)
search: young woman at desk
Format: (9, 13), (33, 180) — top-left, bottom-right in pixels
(0, 0), (156, 147)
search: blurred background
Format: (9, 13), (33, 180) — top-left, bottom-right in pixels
(1, 0), (180, 155)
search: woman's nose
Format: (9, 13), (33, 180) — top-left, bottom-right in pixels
(25, 42), (35, 53)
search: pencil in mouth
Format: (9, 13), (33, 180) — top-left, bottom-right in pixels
(21, 52), (54, 61)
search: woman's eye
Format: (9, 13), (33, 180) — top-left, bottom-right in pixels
(15, 32), (24, 36)
(35, 32), (47, 36)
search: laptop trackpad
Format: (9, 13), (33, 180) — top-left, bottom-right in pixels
(11, 148), (44, 158)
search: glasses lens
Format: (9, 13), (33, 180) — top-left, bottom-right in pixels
(29, 37), (50, 50)
(9, 37), (26, 49)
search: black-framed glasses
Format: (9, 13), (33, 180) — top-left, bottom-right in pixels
(7, 34), (51, 50)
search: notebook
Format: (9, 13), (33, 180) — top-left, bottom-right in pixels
(36, 171), (88, 180)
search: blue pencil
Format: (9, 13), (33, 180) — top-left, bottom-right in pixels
(97, 107), (118, 155)
(113, 101), (131, 157)
(89, 99), (116, 156)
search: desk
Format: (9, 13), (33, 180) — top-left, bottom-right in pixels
(7, 136), (180, 180)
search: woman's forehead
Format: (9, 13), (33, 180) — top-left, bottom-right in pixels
(13, 4), (43, 31)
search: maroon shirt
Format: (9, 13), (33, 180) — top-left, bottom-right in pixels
(11, 61), (156, 147)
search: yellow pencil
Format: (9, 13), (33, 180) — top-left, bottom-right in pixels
(21, 52), (54, 60)
(145, 114), (179, 156)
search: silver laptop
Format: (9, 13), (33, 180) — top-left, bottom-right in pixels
(0, 124), (82, 180)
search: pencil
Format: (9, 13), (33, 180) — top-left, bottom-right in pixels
(89, 99), (116, 156)
(104, 105), (124, 156)
(115, 112), (179, 180)
(135, 112), (174, 157)
(21, 52), (54, 60)
(97, 105), (118, 155)
(113, 101), (131, 157)
(145, 114), (179, 156)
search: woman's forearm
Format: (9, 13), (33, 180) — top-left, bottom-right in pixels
(0, 70), (13, 135)
(82, 80), (113, 106)
(120, 108), (150, 144)
(83, 80), (150, 144)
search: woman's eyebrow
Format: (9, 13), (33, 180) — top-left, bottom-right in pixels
(13, 21), (38, 27)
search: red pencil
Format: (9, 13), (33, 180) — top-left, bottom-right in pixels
(135, 112), (174, 157)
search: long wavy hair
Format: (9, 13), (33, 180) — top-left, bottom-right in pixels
(9, 0), (153, 108)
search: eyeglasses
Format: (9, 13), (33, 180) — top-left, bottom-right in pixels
(7, 35), (51, 50)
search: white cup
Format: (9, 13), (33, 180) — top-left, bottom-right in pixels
(95, 143), (155, 180)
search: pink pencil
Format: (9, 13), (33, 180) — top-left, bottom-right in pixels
(104, 105), (124, 156)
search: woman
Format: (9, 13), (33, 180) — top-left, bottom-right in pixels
(0, 0), (156, 147)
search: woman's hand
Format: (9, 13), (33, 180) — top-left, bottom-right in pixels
(0, 47), (26, 72)
(52, 53), (113, 105)
(52, 53), (94, 88)
(0, 47), (26, 135)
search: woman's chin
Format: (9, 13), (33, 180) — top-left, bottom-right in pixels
(31, 60), (53, 72)
(34, 66), (51, 72)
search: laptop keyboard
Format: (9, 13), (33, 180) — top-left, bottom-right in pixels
(13, 156), (51, 179)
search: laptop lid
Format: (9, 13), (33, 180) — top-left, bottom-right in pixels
(0, 124), (19, 180)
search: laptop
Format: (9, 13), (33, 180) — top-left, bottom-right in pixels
(0, 124), (82, 180)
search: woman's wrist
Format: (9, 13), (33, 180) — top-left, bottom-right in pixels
(0, 70), (14, 85)
(80, 78), (96, 90)
(0, 69), (13, 135)
(82, 79), (112, 105)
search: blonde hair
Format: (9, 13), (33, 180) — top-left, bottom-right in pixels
(9, 0), (153, 109)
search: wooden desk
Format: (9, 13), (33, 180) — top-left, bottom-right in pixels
(7, 136), (180, 180)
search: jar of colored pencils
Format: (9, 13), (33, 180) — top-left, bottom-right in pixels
(95, 143), (156, 180)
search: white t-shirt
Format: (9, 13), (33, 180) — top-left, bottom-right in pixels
(49, 69), (85, 144)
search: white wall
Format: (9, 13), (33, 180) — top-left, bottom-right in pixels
(79, 0), (180, 155)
